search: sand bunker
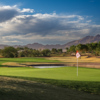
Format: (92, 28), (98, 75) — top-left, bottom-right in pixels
(2, 62), (26, 67)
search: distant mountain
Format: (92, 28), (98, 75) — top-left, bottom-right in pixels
(25, 43), (44, 49)
(0, 34), (100, 49)
(24, 34), (100, 49)
(64, 34), (100, 48)
(24, 43), (65, 50)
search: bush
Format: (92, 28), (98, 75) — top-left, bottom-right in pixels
(2, 47), (18, 58)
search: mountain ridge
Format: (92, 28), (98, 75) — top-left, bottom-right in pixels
(0, 34), (100, 49)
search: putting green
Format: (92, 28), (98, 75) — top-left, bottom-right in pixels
(0, 67), (100, 82)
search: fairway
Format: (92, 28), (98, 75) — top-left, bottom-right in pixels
(0, 57), (60, 64)
(0, 57), (61, 67)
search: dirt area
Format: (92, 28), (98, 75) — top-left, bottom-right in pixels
(2, 62), (27, 67)
(2, 62), (100, 69)
(64, 62), (100, 68)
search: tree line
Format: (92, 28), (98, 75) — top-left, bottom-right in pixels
(0, 46), (63, 58)
(1, 42), (100, 58)
(67, 42), (100, 56)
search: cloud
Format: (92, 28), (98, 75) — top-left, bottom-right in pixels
(0, 13), (86, 36)
(0, 5), (100, 45)
(0, 5), (34, 23)
(21, 8), (34, 13)
(0, 5), (20, 22)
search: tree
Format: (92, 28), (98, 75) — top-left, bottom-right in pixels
(51, 48), (58, 54)
(57, 49), (62, 53)
(95, 47), (100, 56)
(76, 44), (88, 53)
(16, 47), (24, 51)
(66, 47), (69, 51)
(32, 49), (41, 57)
(2, 46), (18, 58)
(93, 42), (100, 56)
(41, 49), (51, 57)
(75, 44), (84, 52)
(67, 45), (76, 53)
(18, 51), (25, 57)
(86, 43), (92, 53)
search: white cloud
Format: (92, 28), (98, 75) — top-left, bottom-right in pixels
(21, 8), (34, 13)
(0, 5), (18, 10)
(3, 40), (19, 43)
(0, 5), (100, 45)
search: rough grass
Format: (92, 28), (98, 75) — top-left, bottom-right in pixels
(0, 76), (100, 100)
(46, 56), (100, 68)
(46, 56), (100, 63)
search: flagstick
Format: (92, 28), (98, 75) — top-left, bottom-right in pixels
(77, 58), (78, 76)
(76, 51), (80, 76)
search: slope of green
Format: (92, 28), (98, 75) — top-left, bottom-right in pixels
(0, 67), (100, 94)
(0, 76), (100, 100)
(0, 67), (100, 81)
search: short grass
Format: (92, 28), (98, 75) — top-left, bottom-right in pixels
(0, 67), (100, 95)
(0, 57), (60, 63)
(0, 57), (60, 67)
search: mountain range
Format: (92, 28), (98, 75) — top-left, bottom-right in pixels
(0, 34), (100, 50)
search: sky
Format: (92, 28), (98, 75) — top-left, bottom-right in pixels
(0, 0), (100, 45)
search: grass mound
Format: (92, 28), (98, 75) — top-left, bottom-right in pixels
(0, 76), (100, 100)
(0, 67), (100, 95)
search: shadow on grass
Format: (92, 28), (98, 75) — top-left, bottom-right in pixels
(1, 76), (100, 100)
(0, 65), (23, 67)
(0, 65), (8, 67)
(0, 75), (100, 95)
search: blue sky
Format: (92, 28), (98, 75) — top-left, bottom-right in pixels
(0, 0), (100, 45)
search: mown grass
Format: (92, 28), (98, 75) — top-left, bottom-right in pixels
(0, 67), (100, 95)
(0, 57), (100, 99)
(0, 57), (60, 67)
(0, 57), (60, 63)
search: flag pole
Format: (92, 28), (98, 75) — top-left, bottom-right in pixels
(76, 50), (80, 76)
(77, 58), (78, 76)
